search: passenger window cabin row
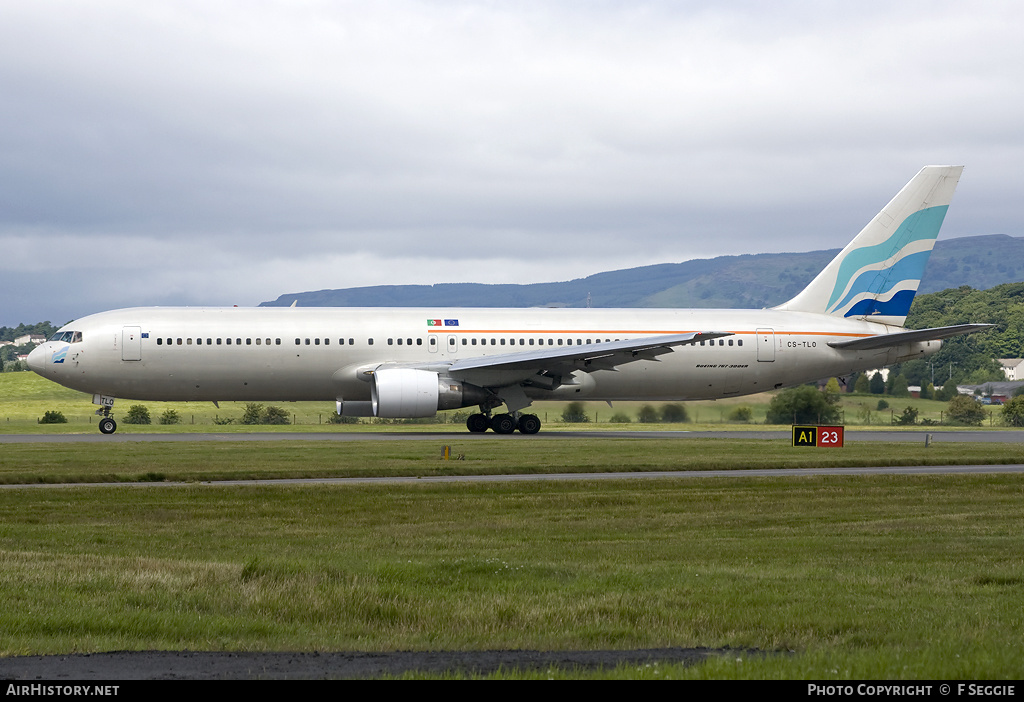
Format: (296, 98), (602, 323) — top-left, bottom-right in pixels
(156, 337), (282, 346)
(155, 337), (357, 346)
(153, 336), (744, 348)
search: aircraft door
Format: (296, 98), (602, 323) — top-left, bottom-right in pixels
(756, 328), (775, 362)
(122, 326), (142, 361)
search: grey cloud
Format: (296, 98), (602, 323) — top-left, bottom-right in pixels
(1, 1), (1022, 326)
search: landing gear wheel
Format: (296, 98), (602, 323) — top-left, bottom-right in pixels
(517, 414), (541, 434)
(466, 413), (490, 433)
(98, 417), (117, 435)
(490, 413), (517, 434)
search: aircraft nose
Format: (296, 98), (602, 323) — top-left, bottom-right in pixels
(26, 344), (48, 373)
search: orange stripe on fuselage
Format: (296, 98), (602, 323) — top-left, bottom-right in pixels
(426, 328), (873, 339)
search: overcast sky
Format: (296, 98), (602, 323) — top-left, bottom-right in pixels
(2, 1), (1022, 327)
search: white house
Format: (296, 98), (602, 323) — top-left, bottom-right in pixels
(999, 359), (1024, 381)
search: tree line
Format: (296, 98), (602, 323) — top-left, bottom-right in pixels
(1, 321), (60, 367)
(901, 282), (1024, 386)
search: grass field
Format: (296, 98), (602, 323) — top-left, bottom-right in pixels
(3, 371), (1023, 678)
(1, 474), (1022, 678)
(0, 371), (1006, 432)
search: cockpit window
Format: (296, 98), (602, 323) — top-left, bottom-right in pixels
(50, 331), (80, 343)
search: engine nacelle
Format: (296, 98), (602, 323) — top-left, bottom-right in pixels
(371, 369), (489, 418)
(890, 339), (942, 364)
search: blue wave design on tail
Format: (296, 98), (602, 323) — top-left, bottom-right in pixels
(828, 250), (932, 315)
(827, 205), (948, 318)
(843, 289), (918, 319)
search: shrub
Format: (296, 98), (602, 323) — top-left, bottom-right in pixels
(38, 410), (67, 424)
(659, 404), (688, 423)
(560, 402), (590, 423)
(123, 405), (151, 425)
(894, 406), (919, 425)
(1001, 396), (1024, 427)
(262, 406), (291, 425)
(637, 405), (659, 423)
(240, 403), (291, 425)
(327, 414), (360, 424)
(876, 399), (889, 411)
(241, 403), (265, 425)
(946, 395), (987, 426)
(608, 412), (632, 424)
(766, 386), (840, 425)
(726, 406), (754, 423)
(159, 409), (182, 425)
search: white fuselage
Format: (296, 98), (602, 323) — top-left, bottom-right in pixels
(29, 306), (939, 406)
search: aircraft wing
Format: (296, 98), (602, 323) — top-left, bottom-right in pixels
(447, 331), (731, 376)
(827, 324), (993, 351)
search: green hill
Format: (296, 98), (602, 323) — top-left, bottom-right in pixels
(261, 234), (1024, 309)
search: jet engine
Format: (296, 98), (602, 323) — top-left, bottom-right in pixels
(371, 368), (489, 417)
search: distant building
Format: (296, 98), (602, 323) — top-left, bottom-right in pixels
(865, 368), (890, 382)
(999, 359), (1024, 381)
(959, 381), (1024, 405)
(13, 334), (45, 346)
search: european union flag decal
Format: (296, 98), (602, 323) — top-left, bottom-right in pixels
(444, 319), (459, 326)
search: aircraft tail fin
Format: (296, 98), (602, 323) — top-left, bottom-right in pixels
(774, 165), (963, 326)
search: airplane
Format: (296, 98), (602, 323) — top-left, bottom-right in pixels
(28, 165), (990, 435)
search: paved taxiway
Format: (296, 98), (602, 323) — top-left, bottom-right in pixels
(2, 429), (1024, 488)
(3, 429), (1021, 488)
(4, 463), (1020, 490)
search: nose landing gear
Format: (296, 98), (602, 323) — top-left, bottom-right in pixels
(93, 394), (117, 434)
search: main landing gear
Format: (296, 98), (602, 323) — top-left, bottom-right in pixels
(466, 412), (541, 435)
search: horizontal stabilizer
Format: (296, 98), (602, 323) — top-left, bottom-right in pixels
(827, 324), (993, 351)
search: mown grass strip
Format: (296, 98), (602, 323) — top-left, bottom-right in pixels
(0, 438), (1022, 484)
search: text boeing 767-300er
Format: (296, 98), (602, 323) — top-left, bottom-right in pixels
(28, 165), (989, 435)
